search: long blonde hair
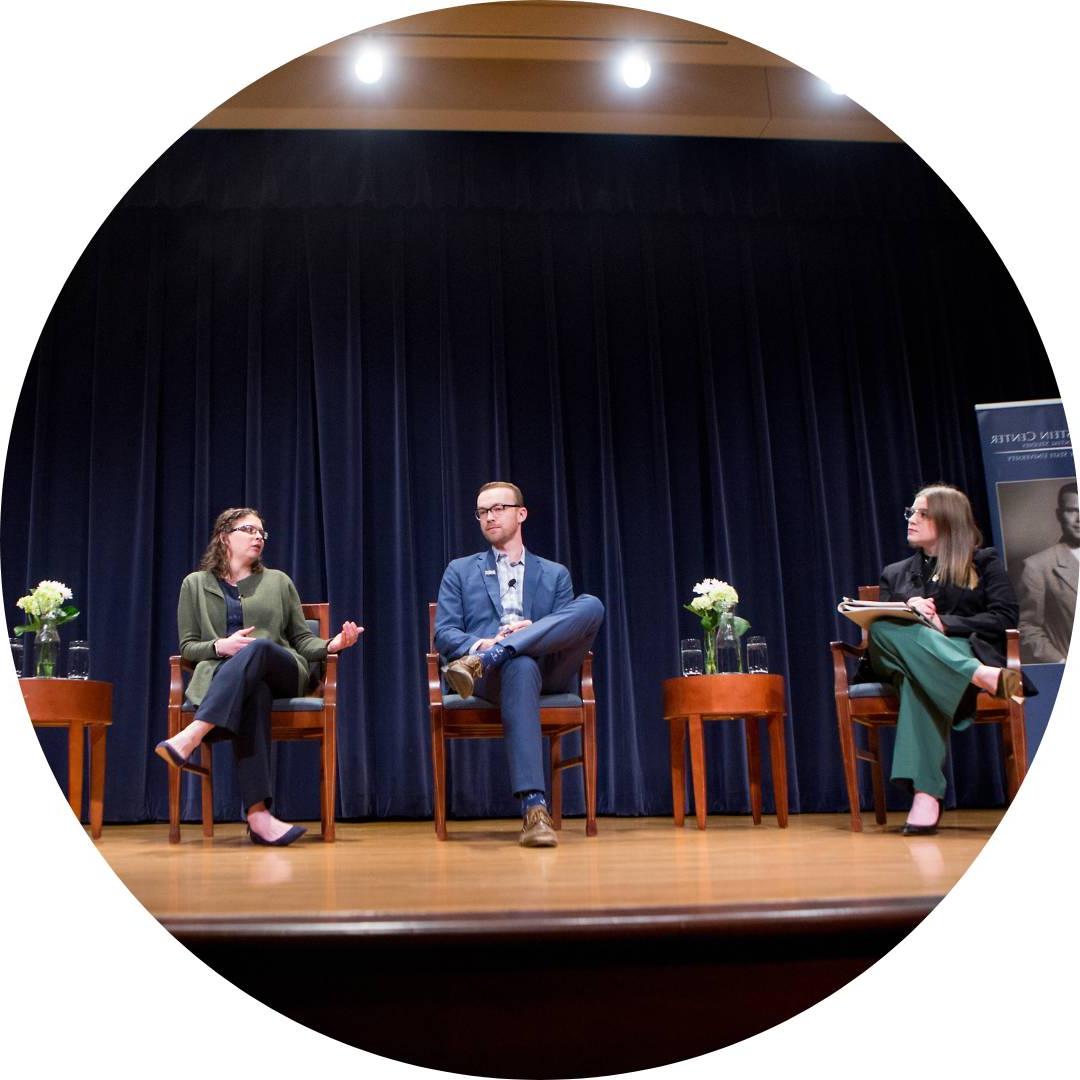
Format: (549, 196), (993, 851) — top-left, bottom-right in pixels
(916, 483), (982, 588)
(197, 507), (266, 578)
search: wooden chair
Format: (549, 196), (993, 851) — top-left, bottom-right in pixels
(166, 603), (339, 842)
(831, 585), (1028, 831)
(426, 602), (598, 840)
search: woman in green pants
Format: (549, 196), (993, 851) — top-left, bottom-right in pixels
(870, 483), (1028, 835)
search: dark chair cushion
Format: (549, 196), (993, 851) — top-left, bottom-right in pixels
(182, 696), (324, 713)
(848, 681), (899, 700)
(443, 692), (584, 710)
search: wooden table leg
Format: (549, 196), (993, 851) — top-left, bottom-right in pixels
(668, 718), (686, 827)
(687, 714), (707, 830)
(88, 723), (107, 839)
(744, 715), (762, 825)
(67, 720), (85, 826)
(768, 710), (790, 828)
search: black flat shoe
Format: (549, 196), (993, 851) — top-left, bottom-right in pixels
(902, 798), (943, 836)
(246, 824), (307, 847)
(154, 739), (209, 776)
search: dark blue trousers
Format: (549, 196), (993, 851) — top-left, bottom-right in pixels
(196, 639), (301, 813)
(473, 594), (604, 794)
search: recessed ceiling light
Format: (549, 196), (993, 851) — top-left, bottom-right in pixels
(620, 51), (651, 89)
(355, 44), (384, 85)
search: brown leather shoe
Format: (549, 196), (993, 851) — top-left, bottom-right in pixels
(443, 654), (484, 698)
(994, 668), (1023, 704)
(519, 805), (558, 847)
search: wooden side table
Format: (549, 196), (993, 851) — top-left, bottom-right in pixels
(662, 674), (789, 829)
(21, 678), (113, 839)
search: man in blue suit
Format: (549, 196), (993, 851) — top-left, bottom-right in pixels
(435, 481), (604, 847)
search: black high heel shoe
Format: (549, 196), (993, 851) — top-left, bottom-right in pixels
(901, 797), (943, 836)
(154, 739), (209, 776)
(246, 823), (307, 847)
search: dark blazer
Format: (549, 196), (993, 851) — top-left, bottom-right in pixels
(434, 548), (573, 661)
(879, 547), (1034, 692)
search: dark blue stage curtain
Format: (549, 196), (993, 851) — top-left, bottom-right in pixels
(2, 131), (1056, 824)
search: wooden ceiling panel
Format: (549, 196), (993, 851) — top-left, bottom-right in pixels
(197, 2), (898, 143)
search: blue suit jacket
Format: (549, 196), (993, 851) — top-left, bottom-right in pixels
(434, 549), (574, 661)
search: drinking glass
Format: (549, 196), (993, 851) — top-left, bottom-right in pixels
(745, 636), (768, 673)
(10, 638), (23, 676)
(67, 640), (90, 679)
(680, 638), (704, 676)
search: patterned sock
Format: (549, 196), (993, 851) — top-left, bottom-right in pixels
(518, 790), (547, 816)
(480, 641), (511, 673)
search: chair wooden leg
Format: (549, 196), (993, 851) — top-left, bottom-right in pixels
(583, 706), (598, 837)
(867, 726), (887, 825)
(200, 743), (214, 838)
(321, 712), (337, 841)
(167, 707), (181, 843)
(1007, 702), (1028, 801)
(432, 711), (448, 840)
(550, 735), (563, 830)
(744, 715), (763, 825)
(835, 700), (863, 832)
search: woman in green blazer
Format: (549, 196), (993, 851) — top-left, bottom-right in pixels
(155, 507), (362, 845)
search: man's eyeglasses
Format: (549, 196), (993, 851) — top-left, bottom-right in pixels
(903, 507), (931, 523)
(474, 503), (521, 520)
(229, 525), (269, 541)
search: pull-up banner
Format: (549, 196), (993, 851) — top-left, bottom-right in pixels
(976, 399), (1076, 758)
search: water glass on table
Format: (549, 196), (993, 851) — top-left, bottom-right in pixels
(67, 640), (90, 679)
(680, 638), (704, 676)
(10, 638), (23, 676)
(745, 636), (768, 673)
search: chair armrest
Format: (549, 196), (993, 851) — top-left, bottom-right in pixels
(319, 653), (339, 706)
(427, 652), (444, 706)
(168, 656), (186, 708)
(1005, 628), (1021, 671)
(580, 651), (595, 706)
(829, 640), (864, 696)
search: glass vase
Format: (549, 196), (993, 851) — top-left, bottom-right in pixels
(34, 617), (61, 678)
(703, 626), (718, 674)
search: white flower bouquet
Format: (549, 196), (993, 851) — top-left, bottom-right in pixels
(684, 578), (749, 673)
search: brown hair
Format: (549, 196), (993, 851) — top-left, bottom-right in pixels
(477, 481), (525, 507)
(198, 507), (266, 578)
(915, 483), (982, 588)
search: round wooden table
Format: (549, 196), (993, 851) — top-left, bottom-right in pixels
(662, 674), (789, 829)
(21, 678), (112, 839)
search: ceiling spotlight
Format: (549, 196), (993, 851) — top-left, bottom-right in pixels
(620, 51), (651, 89)
(354, 44), (384, 85)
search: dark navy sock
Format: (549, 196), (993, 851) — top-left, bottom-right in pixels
(480, 640), (512, 673)
(518, 790), (547, 816)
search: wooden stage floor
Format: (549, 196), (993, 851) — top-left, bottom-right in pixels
(96, 811), (1003, 1076)
(100, 810), (1002, 929)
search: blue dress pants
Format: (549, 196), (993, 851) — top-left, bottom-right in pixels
(195, 639), (302, 813)
(472, 594), (604, 795)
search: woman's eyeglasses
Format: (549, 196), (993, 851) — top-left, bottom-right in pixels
(229, 525), (269, 541)
(903, 507), (931, 523)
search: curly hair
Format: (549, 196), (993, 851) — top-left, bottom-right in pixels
(198, 507), (267, 578)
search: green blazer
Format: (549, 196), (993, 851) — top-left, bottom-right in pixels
(177, 569), (328, 706)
